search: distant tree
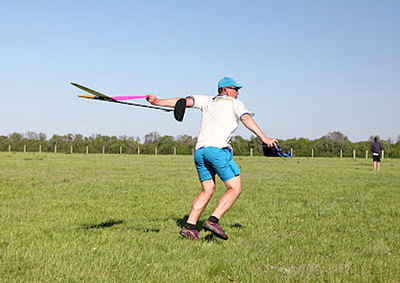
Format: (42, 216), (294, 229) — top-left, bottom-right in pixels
(0, 135), (8, 151)
(74, 134), (84, 143)
(21, 131), (47, 152)
(144, 132), (160, 144)
(280, 137), (312, 157)
(9, 132), (23, 143)
(176, 135), (195, 154)
(38, 133), (47, 141)
(315, 131), (352, 157)
(49, 134), (63, 151)
(71, 134), (85, 153)
(326, 131), (348, 141)
(64, 133), (74, 143)
(159, 135), (174, 144)
(176, 135), (194, 145)
(159, 135), (175, 154)
(26, 131), (39, 140)
(249, 136), (263, 156)
(141, 132), (161, 154)
(231, 136), (249, 155)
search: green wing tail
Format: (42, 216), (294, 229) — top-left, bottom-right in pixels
(71, 82), (115, 100)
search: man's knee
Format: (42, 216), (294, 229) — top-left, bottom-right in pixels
(203, 186), (215, 197)
(224, 176), (241, 193)
(201, 179), (216, 196)
(231, 185), (242, 197)
(226, 182), (242, 197)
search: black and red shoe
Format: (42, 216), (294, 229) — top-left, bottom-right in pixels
(202, 220), (228, 240)
(180, 227), (199, 240)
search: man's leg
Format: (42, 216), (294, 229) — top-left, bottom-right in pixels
(186, 177), (216, 225)
(373, 161), (377, 171)
(377, 162), (380, 171)
(181, 178), (215, 240)
(211, 175), (242, 219)
(201, 175), (242, 240)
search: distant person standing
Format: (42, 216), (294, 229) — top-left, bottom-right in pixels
(370, 137), (383, 171)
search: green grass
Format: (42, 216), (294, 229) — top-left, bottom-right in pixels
(1, 153), (400, 281)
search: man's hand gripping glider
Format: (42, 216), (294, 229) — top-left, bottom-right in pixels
(147, 77), (277, 240)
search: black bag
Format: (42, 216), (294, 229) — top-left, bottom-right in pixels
(263, 143), (279, 157)
(263, 142), (291, 158)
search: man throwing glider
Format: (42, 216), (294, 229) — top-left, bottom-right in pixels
(147, 77), (277, 240)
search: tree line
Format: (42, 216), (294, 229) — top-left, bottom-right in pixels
(1, 131), (400, 158)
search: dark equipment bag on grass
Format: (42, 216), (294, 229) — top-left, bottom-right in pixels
(262, 143), (291, 158)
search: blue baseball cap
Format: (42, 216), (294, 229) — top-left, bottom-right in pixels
(218, 77), (242, 89)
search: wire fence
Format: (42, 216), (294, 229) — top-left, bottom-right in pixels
(3, 144), (390, 159)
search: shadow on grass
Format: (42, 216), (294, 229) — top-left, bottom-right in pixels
(82, 220), (161, 233)
(175, 215), (189, 228)
(230, 222), (243, 228)
(144, 228), (160, 233)
(175, 215), (205, 231)
(204, 234), (220, 242)
(82, 219), (123, 230)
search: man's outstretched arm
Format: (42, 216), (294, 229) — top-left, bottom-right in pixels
(147, 95), (194, 108)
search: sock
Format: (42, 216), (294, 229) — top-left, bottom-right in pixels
(184, 223), (197, 230)
(208, 216), (219, 223)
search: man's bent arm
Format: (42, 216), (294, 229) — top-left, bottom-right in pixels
(240, 114), (277, 147)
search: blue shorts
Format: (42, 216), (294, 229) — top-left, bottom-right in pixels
(194, 147), (240, 182)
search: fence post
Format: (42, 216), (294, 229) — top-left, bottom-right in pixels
(382, 150), (384, 160)
(8, 145), (11, 152)
(54, 145), (57, 154)
(353, 150), (356, 159)
(340, 150), (343, 159)
(102, 146), (105, 154)
(155, 147), (158, 155)
(70, 146), (73, 154)
(39, 145), (42, 153)
(311, 148), (314, 158)
(138, 147), (140, 155)
(120, 146), (122, 154)
(24, 145), (26, 153)
(86, 146), (89, 154)
(366, 150), (368, 159)
(250, 148), (253, 157)
(174, 146), (176, 155)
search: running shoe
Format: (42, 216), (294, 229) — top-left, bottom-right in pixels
(202, 220), (228, 240)
(180, 227), (199, 240)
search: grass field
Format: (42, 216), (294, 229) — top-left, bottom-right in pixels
(1, 153), (400, 282)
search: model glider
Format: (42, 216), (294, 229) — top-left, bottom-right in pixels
(71, 82), (187, 122)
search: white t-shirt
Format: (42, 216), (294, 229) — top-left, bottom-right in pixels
(191, 95), (254, 150)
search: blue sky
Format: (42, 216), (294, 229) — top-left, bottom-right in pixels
(1, 0), (399, 142)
